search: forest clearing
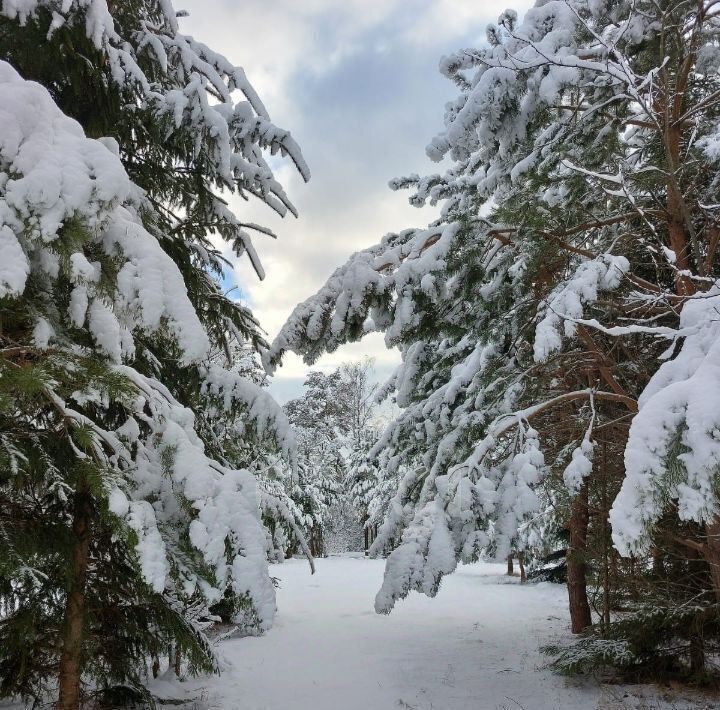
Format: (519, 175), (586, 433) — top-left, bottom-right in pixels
(152, 557), (713, 710)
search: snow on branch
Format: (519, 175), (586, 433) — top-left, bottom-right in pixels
(0, 59), (209, 363)
(534, 254), (630, 362)
(611, 287), (720, 556)
(266, 223), (461, 370)
(200, 363), (297, 465)
(0, 0), (309, 279)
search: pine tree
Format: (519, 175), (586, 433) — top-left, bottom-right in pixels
(0, 1), (309, 705)
(268, 1), (720, 680)
(266, 362), (385, 558)
(283, 371), (349, 556)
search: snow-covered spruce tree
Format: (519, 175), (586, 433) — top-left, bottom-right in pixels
(269, 0), (720, 654)
(0, 1), (308, 706)
(347, 435), (382, 549)
(330, 361), (384, 550)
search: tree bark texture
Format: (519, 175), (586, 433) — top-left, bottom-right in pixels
(703, 518), (720, 602)
(567, 483), (592, 634)
(56, 488), (92, 710)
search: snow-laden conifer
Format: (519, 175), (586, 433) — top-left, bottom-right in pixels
(269, 0), (720, 627)
(0, 1), (309, 704)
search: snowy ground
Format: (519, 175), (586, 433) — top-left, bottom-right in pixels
(152, 556), (716, 710)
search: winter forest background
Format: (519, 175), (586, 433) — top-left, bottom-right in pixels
(3, 1), (720, 709)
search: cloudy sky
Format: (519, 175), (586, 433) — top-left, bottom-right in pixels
(181, 0), (532, 402)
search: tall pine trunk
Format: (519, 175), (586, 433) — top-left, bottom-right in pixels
(567, 482), (592, 634)
(703, 519), (720, 602)
(56, 486), (92, 710)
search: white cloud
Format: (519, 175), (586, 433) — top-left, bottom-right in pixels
(399, 0), (519, 45)
(180, 0), (404, 117)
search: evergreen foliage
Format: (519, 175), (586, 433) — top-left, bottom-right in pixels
(279, 362), (382, 557)
(268, 0), (720, 682)
(0, 0), (309, 704)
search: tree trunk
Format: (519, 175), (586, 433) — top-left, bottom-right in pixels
(703, 518), (720, 602)
(600, 439), (612, 632)
(651, 547), (665, 577)
(661, 70), (697, 293)
(689, 632), (706, 675)
(518, 551), (526, 584)
(567, 483), (592, 634)
(173, 647), (182, 677)
(506, 554), (514, 576)
(56, 487), (92, 710)
(310, 526), (323, 558)
(666, 168), (696, 295)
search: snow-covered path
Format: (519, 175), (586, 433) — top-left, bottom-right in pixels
(178, 556), (604, 710)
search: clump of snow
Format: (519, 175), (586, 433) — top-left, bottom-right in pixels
(32, 317), (54, 348)
(534, 254), (630, 362)
(0, 59), (209, 364)
(0, 225), (29, 297)
(564, 420), (595, 493)
(611, 286), (720, 555)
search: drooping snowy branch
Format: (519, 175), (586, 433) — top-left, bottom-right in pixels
(611, 287), (720, 555)
(0, 0), (309, 280)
